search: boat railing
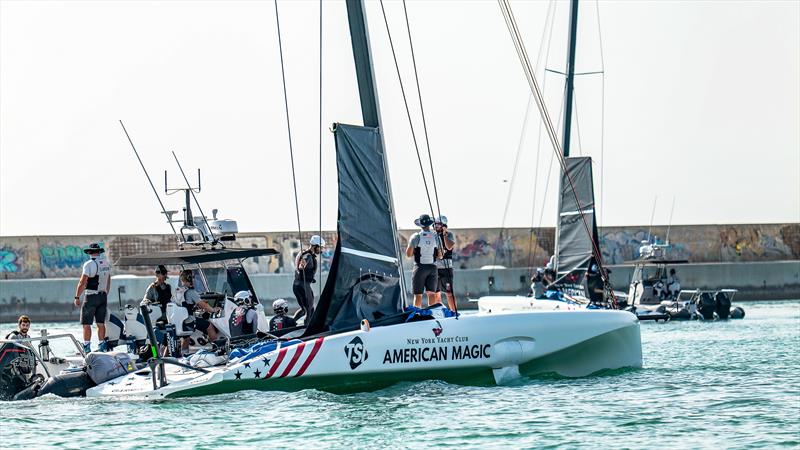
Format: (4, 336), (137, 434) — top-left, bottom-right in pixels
(0, 331), (86, 378)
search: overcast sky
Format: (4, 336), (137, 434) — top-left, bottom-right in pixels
(1, 0), (798, 236)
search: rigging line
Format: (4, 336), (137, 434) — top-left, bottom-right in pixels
(572, 89), (583, 156)
(378, 0), (436, 218)
(499, 0), (614, 303)
(595, 0), (606, 227)
(274, 0), (303, 243)
(527, 0), (558, 272)
(318, 0), (323, 296)
(118, 120), (178, 238)
(401, 0), (441, 220)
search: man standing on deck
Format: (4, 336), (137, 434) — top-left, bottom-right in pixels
(406, 214), (441, 308)
(434, 215), (458, 312)
(73, 243), (112, 353)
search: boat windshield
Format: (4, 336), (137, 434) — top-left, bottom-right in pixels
(195, 263), (256, 300)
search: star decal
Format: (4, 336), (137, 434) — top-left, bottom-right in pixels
(244, 362), (251, 368)
(262, 357), (271, 367)
(253, 369), (261, 378)
(234, 370), (242, 380)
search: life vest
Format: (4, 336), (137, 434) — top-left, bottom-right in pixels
(4, 330), (28, 340)
(294, 250), (317, 282)
(86, 260), (100, 291)
(150, 283), (173, 309)
(413, 230), (438, 265)
(269, 314), (297, 332)
(229, 307), (255, 336)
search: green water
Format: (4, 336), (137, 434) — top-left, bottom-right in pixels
(1, 301), (798, 449)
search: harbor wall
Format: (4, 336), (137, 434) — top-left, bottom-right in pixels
(1, 261), (797, 323)
(1, 223), (798, 280)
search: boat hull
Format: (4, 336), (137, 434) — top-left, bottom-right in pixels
(87, 310), (642, 399)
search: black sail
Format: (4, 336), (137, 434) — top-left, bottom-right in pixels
(304, 123), (403, 335)
(554, 156), (600, 296)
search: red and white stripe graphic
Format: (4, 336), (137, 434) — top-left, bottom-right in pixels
(264, 337), (325, 379)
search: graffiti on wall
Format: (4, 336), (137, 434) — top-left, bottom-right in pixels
(0, 248), (21, 273)
(0, 223), (797, 279)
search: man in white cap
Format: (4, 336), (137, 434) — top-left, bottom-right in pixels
(73, 243), (112, 353)
(406, 214), (442, 308)
(293, 235), (325, 324)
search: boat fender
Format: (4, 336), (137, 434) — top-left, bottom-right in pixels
(36, 371), (96, 398)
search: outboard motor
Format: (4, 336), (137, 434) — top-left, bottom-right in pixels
(715, 292), (732, 320)
(695, 293), (716, 320)
(0, 341), (37, 401)
(730, 306), (746, 319)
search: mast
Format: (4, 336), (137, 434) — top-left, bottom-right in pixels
(344, 0), (408, 303)
(561, 0), (579, 157)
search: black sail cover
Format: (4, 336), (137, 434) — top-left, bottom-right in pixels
(554, 156), (600, 296)
(304, 123), (403, 335)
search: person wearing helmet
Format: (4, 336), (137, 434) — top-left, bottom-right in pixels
(434, 215), (458, 312)
(406, 214), (442, 308)
(293, 235), (325, 324)
(229, 290), (259, 337)
(585, 263), (605, 304)
(73, 243), (112, 353)
(269, 299), (297, 332)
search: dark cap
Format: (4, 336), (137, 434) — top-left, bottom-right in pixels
(83, 243), (105, 254)
(414, 214), (434, 228)
(155, 265), (169, 276)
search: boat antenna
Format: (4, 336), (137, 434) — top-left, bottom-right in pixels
(118, 120), (179, 239)
(171, 151), (220, 247)
(665, 196), (676, 246)
(646, 195), (658, 243)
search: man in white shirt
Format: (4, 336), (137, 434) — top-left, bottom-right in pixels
(73, 243), (112, 353)
(406, 214), (442, 308)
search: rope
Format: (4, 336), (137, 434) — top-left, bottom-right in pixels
(595, 0), (606, 226)
(318, 0), (323, 296)
(401, 0), (442, 221)
(274, 0), (303, 244)
(498, 0), (616, 306)
(378, 0), (436, 219)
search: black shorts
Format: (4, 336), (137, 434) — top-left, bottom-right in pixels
(437, 268), (454, 294)
(194, 317), (212, 333)
(412, 265), (438, 295)
(81, 292), (108, 325)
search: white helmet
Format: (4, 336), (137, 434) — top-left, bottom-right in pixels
(310, 235), (326, 247)
(234, 290), (255, 307)
(436, 215), (448, 226)
(272, 298), (289, 315)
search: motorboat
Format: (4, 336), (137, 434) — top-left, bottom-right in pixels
(627, 258), (744, 321)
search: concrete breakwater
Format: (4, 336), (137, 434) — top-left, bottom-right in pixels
(1, 261), (797, 323)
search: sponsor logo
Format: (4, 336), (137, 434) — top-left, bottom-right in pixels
(344, 336), (368, 370)
(432, 320), (443, 337)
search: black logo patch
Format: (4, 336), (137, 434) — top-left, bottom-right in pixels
(344, 336), (368, 370)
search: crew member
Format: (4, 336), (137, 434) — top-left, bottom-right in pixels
(586, 264), (605, 304)
(5, 315), (31, 340)
(667, 268), (681, 299)
(530, 268), (545, 298)
(434, 215), (458, 312)
(73, 243), (112, 353)
(406, 214), (441, 308)
(176, 270), (218, 349)
(269, 299), (297, 332)
(293, 235), (324, 323)
(229, 290), (258, 336)
(143, 265), (172, 322)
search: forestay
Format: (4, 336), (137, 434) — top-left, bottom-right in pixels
(555, 156), (599, 295)
(304, 123), (403, 335)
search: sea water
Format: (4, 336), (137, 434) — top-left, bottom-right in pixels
(0, 301), (797, 449)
